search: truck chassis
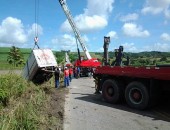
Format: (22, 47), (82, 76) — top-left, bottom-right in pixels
(93, 66), (170, 110)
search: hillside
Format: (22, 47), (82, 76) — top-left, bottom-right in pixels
(1, 47), (170, 69)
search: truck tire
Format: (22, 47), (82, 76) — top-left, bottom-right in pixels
(102, 79), (122, 103)
(125, 81), (149, 110)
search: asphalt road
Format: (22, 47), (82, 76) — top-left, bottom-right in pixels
(64, 77), (170, 130)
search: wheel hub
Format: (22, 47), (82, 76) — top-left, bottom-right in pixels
(107, 87), (114, 96)
(133, 92), (140, 100)
(129, 88), (143, 104)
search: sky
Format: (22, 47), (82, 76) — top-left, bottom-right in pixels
(0, 0), (170, 53)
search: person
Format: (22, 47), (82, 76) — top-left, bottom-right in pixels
(64, 67), (69, 87)
(69, 66), (73, 82)
(74, 67), (78, 78)
(77, 67), (80, 78)
(54, 67), (60, 88)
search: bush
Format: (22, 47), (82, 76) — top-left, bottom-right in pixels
(0, 73), (27, 103)
(0, 88), (9, 106)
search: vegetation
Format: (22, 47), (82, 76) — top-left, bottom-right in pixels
(7, 46), (25, 67)
(0, 73), (65, 130)
(1, 47), (170, 70)
(0, 47), (31, 69)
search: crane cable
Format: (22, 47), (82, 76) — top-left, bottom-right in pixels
(33, 0), (40, 49)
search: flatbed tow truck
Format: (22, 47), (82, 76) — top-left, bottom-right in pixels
(93, 37), (170, 110)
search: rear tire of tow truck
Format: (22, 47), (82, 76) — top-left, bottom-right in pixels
(102, 79), (122, 104)
(125, 81), (149, 110)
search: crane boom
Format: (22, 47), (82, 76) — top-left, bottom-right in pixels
(59, 0), (92, 59)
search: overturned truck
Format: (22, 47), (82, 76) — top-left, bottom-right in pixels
(23, 49), (57, 84)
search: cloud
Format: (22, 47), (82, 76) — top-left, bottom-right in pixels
(97, 47), (104, 52)
(61, 15), (107, 33)
(60, 0), (114, 33)
(0, 17), (43, 47)
(27, 23), (43, 37)
(165, 9), (170, 19)
(0, 17), (27, 46)
(120, 13), (139, 22)
(141, 0), (170, 19)
(106, 31), (118, 39)
(160, 33), (170, 41)
(143, 42), (170, 52)
(85, 0), (114, 18)
(51, 34), (89, 51)
(122, 42), (170, 52)
(122, 23), (150, 37)
(122, 43), (138, 52)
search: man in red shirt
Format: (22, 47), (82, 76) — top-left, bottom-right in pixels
(69, 66), (73, 82)
(64, 67), (69, 87)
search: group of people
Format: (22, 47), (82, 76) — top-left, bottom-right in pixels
(73, 67), (80, 79)
(54, 66), (74, 88)
(54, 66), (94, 88)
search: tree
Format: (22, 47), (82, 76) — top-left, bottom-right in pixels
(55, 51), (65, 64)
(160, 56), (167, 62)
(7, 46), (24, 67)
(69, 53), (78, 62)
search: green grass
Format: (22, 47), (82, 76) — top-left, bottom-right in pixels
(0, 73), (60, 130)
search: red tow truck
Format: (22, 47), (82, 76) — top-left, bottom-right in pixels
(93, 37), (170, 110)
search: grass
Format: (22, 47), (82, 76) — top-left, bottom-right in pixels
(0, 73), (65, 130)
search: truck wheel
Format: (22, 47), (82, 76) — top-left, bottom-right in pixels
(102, 79), (122, 103)
(125, 81), (149, 110)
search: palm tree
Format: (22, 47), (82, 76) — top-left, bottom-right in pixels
(7, 46), (24, 67)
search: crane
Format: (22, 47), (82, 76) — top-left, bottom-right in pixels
(58, 0), (101, 76)
(58, 0), (91, 60)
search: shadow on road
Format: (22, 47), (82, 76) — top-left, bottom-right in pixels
(72, 92), (170, 122)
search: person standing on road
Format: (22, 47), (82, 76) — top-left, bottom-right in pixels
(64, 67), (70, 87)
(69, 66), (73, 82)
(77, 67), (80, 78)
(55, 67), (60, 88)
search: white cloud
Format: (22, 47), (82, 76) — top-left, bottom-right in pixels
(122, 23), (150, 37)
(160, 33), (170, 41)
(85, 0), (114, 18)
(106, 31), (118, 39)
(97, 47), (104, 52)
(120, 13), (139, 22)
(27, 23), (43, 37)
(0, 17), (27, 45)
(141, 0), (170, 19)
(0, 17), (43, 47)
(143, 42), (170, 52)
(122, 42), (170, 52)
(60, 0), (114, 33)
(51, 34), (89, 51)
(61, 15), (107, 33)
(122, 43), (138, 52)
(165, 9), (170, 19)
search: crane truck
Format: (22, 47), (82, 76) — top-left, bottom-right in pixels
(93, 37), (170, 110)
(58, 0), (101, 76)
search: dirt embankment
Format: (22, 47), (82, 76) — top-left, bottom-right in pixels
(43, 86), (68, 130)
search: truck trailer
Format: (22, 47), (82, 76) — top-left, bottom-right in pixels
(23, 49), (57, 84)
